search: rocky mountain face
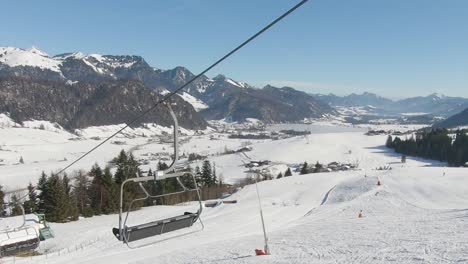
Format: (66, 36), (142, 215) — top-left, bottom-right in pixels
(0, 47), (338, 124)
(433, 108), (468, 128)
(199, 80), (336, 122)
(156, 72), (337, 122)
(0, 76), (207, 130)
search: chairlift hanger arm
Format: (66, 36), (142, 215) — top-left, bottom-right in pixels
(110, 0), (309, 248)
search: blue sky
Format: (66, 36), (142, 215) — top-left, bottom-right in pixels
(2, 0), (468, 97)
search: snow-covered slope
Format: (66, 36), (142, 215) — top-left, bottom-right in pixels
(0, 46), (145, 78)
(1, 122), (467, 263)
(2, 166), (467, 264)
(178, 92), (208, 111)
(0, 120), (212, 191)
(0, 47), (61, 72)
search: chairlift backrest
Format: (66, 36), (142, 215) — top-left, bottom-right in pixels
(0, 203), (41, 256)
(113, 102), (203, 248)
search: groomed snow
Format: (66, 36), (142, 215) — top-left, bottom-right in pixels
(1, 123), (467, 263)
(3, 167), (467, 263)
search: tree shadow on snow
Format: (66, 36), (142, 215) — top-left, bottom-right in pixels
(364, 145), (447, 167)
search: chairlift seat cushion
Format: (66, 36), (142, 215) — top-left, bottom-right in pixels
(113, 211), (199, 242)
(0, 236), (40, 257)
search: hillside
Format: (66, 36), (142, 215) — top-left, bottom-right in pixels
(2, 150), (467, 263)
(313, 92), (468, 118)
(433, 107), (468, 128)
(0, 76), (207, 130)
(0, 47), (337, 123)
(200, 82), (336, 122)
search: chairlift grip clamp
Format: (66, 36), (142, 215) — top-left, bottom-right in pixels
(154, 170), (164, 180)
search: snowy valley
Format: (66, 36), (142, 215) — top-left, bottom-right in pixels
(1, 45), (468, 263)
(1, 111), (467, 263)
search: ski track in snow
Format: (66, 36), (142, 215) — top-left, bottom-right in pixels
(1, 124), (467, 263)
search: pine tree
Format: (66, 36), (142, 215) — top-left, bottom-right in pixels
(114, 150), (129, 185)
(201, 160), (214, 187)
(44, 174), (69, 222)
(386, 135), (393, 148)
(284, 167), (292, 177)
(10, 194), (23, 216)
(388, 129), (468, 166)
(73, 171), (92, 217)
(103, 167), (117, 213)
(89, 164), (104, 215)
(63, 174), (78, 221)
(300, 162), (309, 175)
(277, 172), (283, 179)
(313, 161), (323, 173)
(180, 171), (196, 190)
(67, 193), (79, 221)
(157, 161), (169, 171)
(23, 183), (37, 214)
(89, 164), (114, 215)
(37, 171), (48, 213)
(63, 174), (71, 196)
(19, 156), (24, 164)
(113, 150), (143, 210)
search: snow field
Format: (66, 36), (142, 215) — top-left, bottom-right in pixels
(6, 166), (465, 264)
(1, 123), (467, 263)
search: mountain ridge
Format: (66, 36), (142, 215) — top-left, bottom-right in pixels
(0, 46), (337, 123)
(312, 92), (468, 117)
(433, 107), (468, 128)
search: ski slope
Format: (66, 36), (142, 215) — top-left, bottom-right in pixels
(3, 167), (467, 263)
(1, 123), (467, 263)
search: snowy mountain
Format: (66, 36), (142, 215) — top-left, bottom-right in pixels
(199, 80), (336, 122)
(3, 46), (468, 122)
(0, 46), (337, 123)
(0, 46), (61, 73)
(314, 92), (468, 118)
(391, 93), (468, 117)
(433, 107), (468, 128)
(0, 76), (207, 130)
(313, 92), (394, 108)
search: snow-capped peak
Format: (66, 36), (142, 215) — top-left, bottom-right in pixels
(0, 46), (61, 72)
(429, 93), (446, 99)
(213, 74), (247, 88)
(53, 52), (87, 60)
(27, 46), (49, 57)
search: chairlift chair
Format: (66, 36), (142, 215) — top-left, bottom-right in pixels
(112, 103), (204, 247)
(0, 204), (40, 257)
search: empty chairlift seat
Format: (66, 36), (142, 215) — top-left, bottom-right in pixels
(113, 104), (204, 247)
(113, 211), (200, 242)
(0, 227), (40, 257)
